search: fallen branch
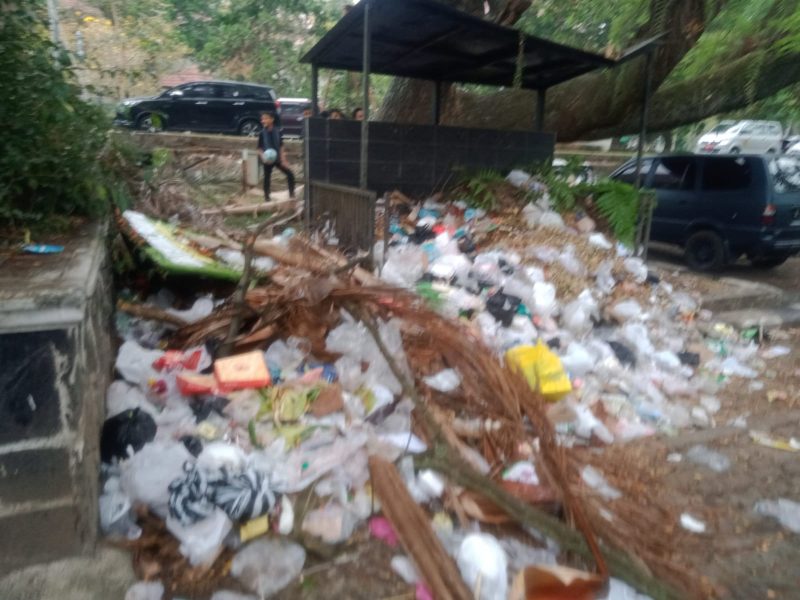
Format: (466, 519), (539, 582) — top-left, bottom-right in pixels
(116, 299), (188, 328)
(369, 456), (473, 600)
(353, 302), (681, 600)
(218, 218), (275, 357)
(201, 195), (302, 216)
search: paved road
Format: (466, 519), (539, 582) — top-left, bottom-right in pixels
(648, 243), (800, 294)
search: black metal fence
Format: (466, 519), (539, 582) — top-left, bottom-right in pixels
(305, 118), (555, 198)
(306, 181), (378, 259)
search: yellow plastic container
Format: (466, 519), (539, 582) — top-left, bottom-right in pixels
(505, 341), (572, 402)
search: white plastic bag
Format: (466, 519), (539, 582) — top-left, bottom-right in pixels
(456, 533), (508, 600)
(381, 245), (426, 288)
(167, 508), (233, 566)
(595, 260), (616, 295)
(423, 369), (461, 393)
(125, 581), (164, 600)
(539, 211), (566, 230)
(556, 245), (586, 276)
(532, 282), (558, 318)
(561, 290), (598, 336)
(611, 300), (643, 322)
(754, 498), (800, 533)
(560, 342), (595, 377)
(506, 169), (533, 189)
(623, 257), (648, 284)
(115, 340), (163, 386)
(231, 539), (306, 598)
(121, 441), (192, 517)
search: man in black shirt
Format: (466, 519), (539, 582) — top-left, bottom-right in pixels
(257, 111), (295, 201)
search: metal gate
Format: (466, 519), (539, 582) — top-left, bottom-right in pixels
(306, 181), (377, 260)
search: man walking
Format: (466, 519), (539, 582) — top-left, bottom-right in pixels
(257, 111), (295, 201)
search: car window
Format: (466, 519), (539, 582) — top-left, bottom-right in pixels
(770, 156), (800, 193)
(182, 84), (217, 98)
(701, 157), (753, 191)
(769, 124), (782, 135)
(219, 85), (246, 99)
(652, 157), (696, 191)
(247, 86), (272, 100)
(614, 159), (651, 185)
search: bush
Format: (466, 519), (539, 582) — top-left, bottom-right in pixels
(0, 3), (111, 226)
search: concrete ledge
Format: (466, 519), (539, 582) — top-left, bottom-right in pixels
(699, 276), (785, 313)
(0, 221), (112, 575)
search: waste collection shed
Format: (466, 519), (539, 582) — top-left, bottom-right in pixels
(299, 0), (624, 195)
(299, 0), (659, 255)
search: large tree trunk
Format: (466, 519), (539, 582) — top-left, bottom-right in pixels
(585, 49), (800, 138)
(377, 0), (724, 141)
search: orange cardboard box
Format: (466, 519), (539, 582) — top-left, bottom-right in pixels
(176, 373), (218, 395)
(214, 351), (271, 391)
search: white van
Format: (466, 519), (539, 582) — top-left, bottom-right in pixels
(696, 120), (783, 155)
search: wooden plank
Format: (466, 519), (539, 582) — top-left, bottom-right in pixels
(368, 456), (473, 600)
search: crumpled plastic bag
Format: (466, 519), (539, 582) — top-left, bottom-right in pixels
(611, 299), (643, 322)
(382, 245), (426, 288)
(167, 507), (232, 566)
(754, 498), (800, 533)
(561, 290), (598, 336)
(125, 581), (164, 600)
(115, 340), (163, 387)
(623, 257), (648, 284)
(121, 440), (193, 518)
(532, 282), (558, 318)
(231, 539), (306, 598)
(423, 368), (461, 392)
(457, 533), (508, 600)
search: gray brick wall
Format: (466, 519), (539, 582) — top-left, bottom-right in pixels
(0, 222), (112, 575)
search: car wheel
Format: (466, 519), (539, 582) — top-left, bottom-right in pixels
(685, 230), (727, 272)
(729, 146), (741, 154)
(751, 255), (789, 269)
(239, 119), (261, 137)
(136, 113), (163, 132)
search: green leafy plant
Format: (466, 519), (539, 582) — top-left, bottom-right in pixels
(0, 2), (113, 227)
(462, 168), (506, 210)
(578, 180), (642, 247)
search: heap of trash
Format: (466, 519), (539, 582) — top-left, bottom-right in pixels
(104, 174), (791, 600)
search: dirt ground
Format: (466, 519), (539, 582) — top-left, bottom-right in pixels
(579, 327), (800, 599)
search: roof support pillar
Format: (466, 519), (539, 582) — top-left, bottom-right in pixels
(536, 88), (546, 131)
(311, 64), (319, 116)
(634, 49), (654, 257)
(432, 81), (442, 125)
(359, 0), (371, 189)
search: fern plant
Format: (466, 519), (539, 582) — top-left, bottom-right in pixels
(463, 168), (506, 210)
(578, 180), (643, 247)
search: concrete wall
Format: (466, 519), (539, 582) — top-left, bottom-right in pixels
(0, 223), (112, 574)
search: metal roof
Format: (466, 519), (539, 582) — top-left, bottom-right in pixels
(301, 0), (615, 90)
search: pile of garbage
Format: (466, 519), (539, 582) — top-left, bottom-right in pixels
(105, 182), (790, 600)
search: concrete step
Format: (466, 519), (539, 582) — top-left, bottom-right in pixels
(714, 301), (800, 331)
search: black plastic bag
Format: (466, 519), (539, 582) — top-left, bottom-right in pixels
(100, 408), (156, 463)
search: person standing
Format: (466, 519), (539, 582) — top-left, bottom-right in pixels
(352, 107), (364, 121)
(257, 111), (295, 201)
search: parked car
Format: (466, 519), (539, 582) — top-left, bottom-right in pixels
(278, 98), (311, 137)
(611, 154), (800, 270)
(786, 139), (800, 155)
(114, 80), (280, 136)
(552, 157), (596, 185)
(695, 120), (783, 155)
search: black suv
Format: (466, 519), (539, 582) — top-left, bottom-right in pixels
(611, 154), (800, 270)
(114, 80), (280, 136)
